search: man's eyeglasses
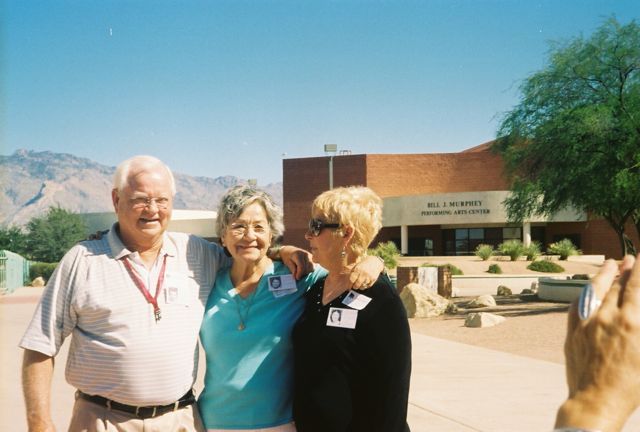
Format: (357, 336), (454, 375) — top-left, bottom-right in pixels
(130, 197), (171, 209)
(307, 218), (340, 237)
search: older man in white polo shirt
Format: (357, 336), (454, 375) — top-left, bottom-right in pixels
(19, 155), (313, 432)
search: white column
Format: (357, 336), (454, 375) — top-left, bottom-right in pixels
(401, 225), (408, 255)
(523, 222), (531, 247)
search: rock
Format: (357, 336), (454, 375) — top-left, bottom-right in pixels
(466, 294), (497, 308)
(496, 285), (512, 296)
(572, 274), (590, 280)
(464, 312), (506, 328)
(445, 302), (458, 315)
(400, 283), (450, 318)
(31, 277), (45, 287)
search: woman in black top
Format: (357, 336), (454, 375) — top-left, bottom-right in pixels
(293, 186), (411, 432)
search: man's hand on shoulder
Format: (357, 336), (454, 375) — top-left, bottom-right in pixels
(85, 230), (108, 241)
(348, 255), (385, 290)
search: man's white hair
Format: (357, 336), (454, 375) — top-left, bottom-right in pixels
(113, 155), (176, 195)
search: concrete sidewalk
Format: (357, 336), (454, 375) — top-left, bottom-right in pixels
(2, 287), (640, 431)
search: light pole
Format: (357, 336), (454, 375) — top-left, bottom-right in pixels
(324, 144), (337, 189)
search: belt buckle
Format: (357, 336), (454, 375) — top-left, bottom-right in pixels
(137, 406), (158, 419)
(135, 405), (157, 418)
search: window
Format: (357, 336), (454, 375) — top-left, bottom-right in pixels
(442, 227), (526, 256)
(503, 227), (521, 240)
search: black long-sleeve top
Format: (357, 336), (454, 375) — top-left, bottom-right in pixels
(292, 274), (412, 432)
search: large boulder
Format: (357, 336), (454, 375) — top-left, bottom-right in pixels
(400, 283), (450, 318)
(466, 294), (497, 309)
(31, 277), (46, 287)
(464, 312), (506, 328)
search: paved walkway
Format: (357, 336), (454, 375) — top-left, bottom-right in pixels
(2, 287), (640, 431)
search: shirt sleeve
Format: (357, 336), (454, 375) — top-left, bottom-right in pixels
(365, 290), (412, 432)
(19, 245), (87, 356)
(203, 238), (232, 269)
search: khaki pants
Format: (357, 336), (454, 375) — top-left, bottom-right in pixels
(68, 397), (206, 432)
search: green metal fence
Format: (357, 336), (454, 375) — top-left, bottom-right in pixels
(0, 250), (30, 295)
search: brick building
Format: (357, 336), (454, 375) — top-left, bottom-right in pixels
(283, 144), (637, 259)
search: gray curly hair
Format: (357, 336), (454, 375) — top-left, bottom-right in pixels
(216, 184), (284, 242)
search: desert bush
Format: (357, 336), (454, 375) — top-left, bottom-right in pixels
(524, 241), (542, 261)
(497, 239), (525, 261)
(527, 260), (565, 273)
(547, 238), (581, 260)
(421, 262), (463, 275)
(474, 244), (494, 261)
(487, 263), (503, 274)
(29, 262), (58, 283)
(368, 241), (400, 269)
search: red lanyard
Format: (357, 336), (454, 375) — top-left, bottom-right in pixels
(122, 254), (168, 322)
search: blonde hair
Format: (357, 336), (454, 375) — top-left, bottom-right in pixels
(113, 155), (176, 195)
(311, 186), (383, 258)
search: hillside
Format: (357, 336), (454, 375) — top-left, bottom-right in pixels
(0, 150), (282, 226)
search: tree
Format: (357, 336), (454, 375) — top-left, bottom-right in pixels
(494, 18), (640, 257)
(25, 206), (87, 262)
(0, 225), (28, 255)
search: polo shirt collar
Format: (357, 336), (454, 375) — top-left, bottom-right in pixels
(107, 223), (177, 260)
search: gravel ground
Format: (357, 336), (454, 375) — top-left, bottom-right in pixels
(401, 257), (605, 365)
(409, 296), (570, 364)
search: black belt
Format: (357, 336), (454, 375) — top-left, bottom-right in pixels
(76, 389), (195, 419)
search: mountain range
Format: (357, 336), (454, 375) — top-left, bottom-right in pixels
(0, 150), (282, 227)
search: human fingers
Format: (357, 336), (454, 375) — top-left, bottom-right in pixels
(282, 248), (314, 280)
(576, 260), (617, 321)
(347, 269), (370, 290)
(589, 259), (618, 301)
(621, 255), (640, 310)
(596, 260), (624, 320)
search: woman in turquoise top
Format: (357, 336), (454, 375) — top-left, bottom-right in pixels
(198, 185), (383, 432)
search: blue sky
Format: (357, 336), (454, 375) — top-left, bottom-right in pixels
(3, 0), (638, 185)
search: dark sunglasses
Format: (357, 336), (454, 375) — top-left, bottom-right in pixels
(307, 218), (340, 237)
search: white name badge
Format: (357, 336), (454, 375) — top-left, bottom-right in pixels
(163, 273), (191, 305)
(341, 290), (372, 310)
(326, 307), (358, 329)
(268, 274), (297, 298)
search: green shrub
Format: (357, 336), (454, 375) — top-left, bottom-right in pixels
(29, 262), (58, 283)
(421, 262), (463, 275)
(474, 244), (494, 261)
(547, 238), (581, 260)
(487, 263), (503, 274)
(497, 239), (525, 261)
(527, 260), (565, 273)
(524, 241), (542, 261)
(368, 241), (400, 269)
